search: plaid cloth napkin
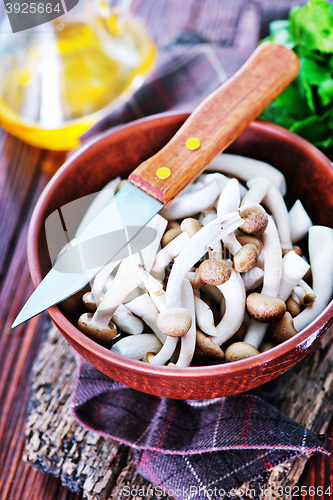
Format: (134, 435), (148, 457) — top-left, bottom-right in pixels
(75, 1), (328, 497)
(73, 359), (327, 498)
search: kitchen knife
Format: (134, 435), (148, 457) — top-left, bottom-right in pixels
(12, 42), (300, 328)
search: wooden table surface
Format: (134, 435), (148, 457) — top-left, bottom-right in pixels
(1, 1), (333, 498)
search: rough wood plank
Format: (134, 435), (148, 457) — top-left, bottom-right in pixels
(24, 323), (333, 500)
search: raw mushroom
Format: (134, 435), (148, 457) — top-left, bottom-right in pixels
(165, 211), (242, 310)
(293, 226), (333, 332)
(193, 294), (218, 337)
(270, 312), (298, 344)
(112, 334), (162, 360)
(238, 203), (268, 236)
(246, 293), (286, 322)
(151, 231), (189, 278)
(78, 215), (166, 338)
(213, 266), (247, 346)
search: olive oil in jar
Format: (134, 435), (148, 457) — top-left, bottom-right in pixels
(0, 1), (156, 150)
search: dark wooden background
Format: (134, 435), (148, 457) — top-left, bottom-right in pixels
(1, 0), (333, 498)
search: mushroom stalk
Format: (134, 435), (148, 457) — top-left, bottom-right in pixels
(112, 304), (144, 334)
(151, 231), (189, 277)
(277, 251), (310, 302)
(243, 216), (283, 348)
(207, 153), (286, 195)
(176, 279), (197, 367)
(294, 226), (333, 332)
(217, 178), (242, 255)
(288, 200), (312, 243)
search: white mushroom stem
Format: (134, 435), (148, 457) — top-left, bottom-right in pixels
(243, 216), (283, 348)
(147, 336), (179, 365)
(241, 176), (271, 205)
(75, 176), (121, 237)
(165, 212), (242, 309)
(91, 259), (121, 305)
(137, 265), (166, 312)
(176, 279), (197, 367)
(160, 175), (226, 220)
(289, 200), (313, 243)
(242, 267), (264, 291)
(194, 295), (217, 337)
(151, 231), (189, 277)
(199, 207), (217, 226)
(111, 334), (162, 360)
(207, 153), (286, 195)
(294, 226), (333, 332)
(213, 266), (246, 346)
(125, 293), (166, 343)
(91, 215), (167, 329)
(277, 251), (310, 302)
(217, 178), (242, 255)
(112, 304), (144, 334)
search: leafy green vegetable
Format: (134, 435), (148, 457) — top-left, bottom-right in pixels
(260, 0), (333, 152)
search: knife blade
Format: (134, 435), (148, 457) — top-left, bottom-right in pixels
(12, 42), (300, 328)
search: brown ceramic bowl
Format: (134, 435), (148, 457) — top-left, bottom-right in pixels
(28, 112), (333, 400)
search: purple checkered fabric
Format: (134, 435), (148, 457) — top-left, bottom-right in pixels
(73, 359), (327, 498)
(74, 1), (328, 496)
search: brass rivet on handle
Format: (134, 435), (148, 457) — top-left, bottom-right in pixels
(186, 137), (201, 150)
(156, 167), (171, 179)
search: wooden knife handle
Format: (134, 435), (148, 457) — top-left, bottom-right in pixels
(129, 42), (300, 204)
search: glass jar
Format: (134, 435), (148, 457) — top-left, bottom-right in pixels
(0, 0), (156, 149)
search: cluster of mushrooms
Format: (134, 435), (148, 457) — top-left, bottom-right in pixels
(65, 153), (333, 367)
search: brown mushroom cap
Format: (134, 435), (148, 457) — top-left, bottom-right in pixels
(233, 243), (259, 273)
(270, 312), (297, 344)
(78, 313), (117, 344)
(238, 203), (268, 235)
(161, 227), (182, 247)
(82, 292), (97, 312)
(224, 342), (259, 362)
(198, 258), (232, 286)
(180, 218), (203, 238)
(246, 293), (286, 322)
(303, 292), (317, 306)
(236, 235), (263, 255)
(286, 297), (301, 317)
(157, 308), (192, 337)
(194, 330), (225, 361)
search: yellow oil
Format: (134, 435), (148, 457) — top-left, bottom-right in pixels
(0, 14), (156, 150)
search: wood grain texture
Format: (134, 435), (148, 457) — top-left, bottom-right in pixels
(129, 42), (300, 203)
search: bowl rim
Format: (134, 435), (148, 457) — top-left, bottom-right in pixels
(27, 112), (333, 382)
